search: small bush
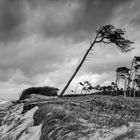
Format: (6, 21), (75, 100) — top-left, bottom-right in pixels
(19, 86), (59, 100)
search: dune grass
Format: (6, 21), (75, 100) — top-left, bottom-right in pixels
(112, 130), (136, 140)
(28, 95), (140, 139)
(33, 104), (89, 140)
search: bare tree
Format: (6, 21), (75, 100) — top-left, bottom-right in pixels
(128, 56), (140, 96)
(134, 75), (140, 93)
(116, 67), (130, 97)
(116, 67), (130, 93)
(59, 25), (134, 97)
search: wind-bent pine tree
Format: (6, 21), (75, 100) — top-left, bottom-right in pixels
(59, 25), (134, 97)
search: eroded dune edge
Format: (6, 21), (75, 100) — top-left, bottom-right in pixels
(1, 95), (140, 140)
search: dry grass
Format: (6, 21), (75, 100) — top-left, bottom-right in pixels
(33, 104), (89, 140)
(31, 95), (140, 139)
(33, 104), (77, 126)
(112, 130), (136, 140)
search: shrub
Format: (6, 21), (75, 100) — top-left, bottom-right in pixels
(19, 86), (59, 100)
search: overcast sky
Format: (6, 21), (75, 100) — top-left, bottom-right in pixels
(0, 0), (140, 99)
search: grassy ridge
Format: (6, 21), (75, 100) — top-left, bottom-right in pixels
(31, 95), (140, 139)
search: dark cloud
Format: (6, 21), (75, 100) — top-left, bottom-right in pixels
(0, 0), (132, 43)
(71, 0), (132, 33)
(110, 0), (140, 28)
(128, 1), (140, 27)
(0, 0), (27, 42)
(0, 38), (71, 81)
(32, 0), (133, 42)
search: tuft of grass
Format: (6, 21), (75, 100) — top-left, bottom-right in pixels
(106, 116), (129, 128)
(112, 130), (136, 140)
(32, 95), (140, 139)
(33, 104), (77, 126)
(34, 104), (85, 140)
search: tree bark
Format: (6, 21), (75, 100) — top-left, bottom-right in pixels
(128, 58), (135, 96)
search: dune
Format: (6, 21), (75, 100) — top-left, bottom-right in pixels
(1, 94), (140, 140)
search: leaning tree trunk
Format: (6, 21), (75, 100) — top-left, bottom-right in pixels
(115, 72), (119, 95)
(124, 78), (127, 97)
(132, 74), (136, 97)
(115, 72), (118, 88)
(115, 72), (121, 96)
(128, 58), (135, 96)
(59, 35), (99, 97)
